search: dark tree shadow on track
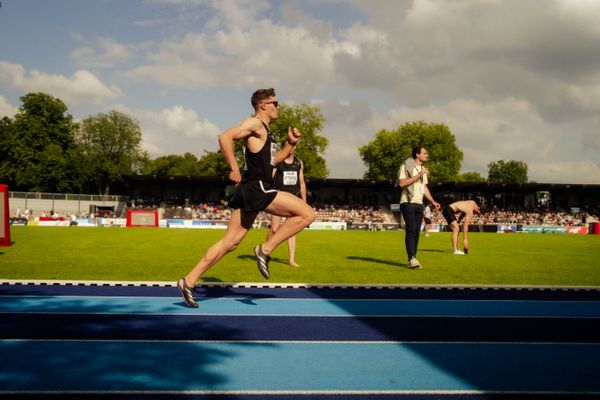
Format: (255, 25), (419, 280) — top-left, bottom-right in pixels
(0, 338), (278, 393)
(0, 287), (279, 393)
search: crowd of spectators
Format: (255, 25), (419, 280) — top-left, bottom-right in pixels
(128, 199), (390, 225)
(158, 203), (231, 221)
(425, 206), (599, 227)
(14, 200), (599, 227)
(142, 202), (598, 227)
(311, 203), (389, 224)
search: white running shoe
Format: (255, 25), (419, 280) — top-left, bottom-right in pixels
(453, 250), (465, 255)
(407, 257), (422, 269)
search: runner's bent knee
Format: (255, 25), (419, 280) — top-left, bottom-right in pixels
(294, 204), (315, 226)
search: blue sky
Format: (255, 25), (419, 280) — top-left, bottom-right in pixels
(1, 0), (600, 183)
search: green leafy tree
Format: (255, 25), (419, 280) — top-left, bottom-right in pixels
(76, 110), (145, 194)
(142, 153), (201, 176)
(457, 171), (486, 182)
(0, 117), (12, 183)
(487, 160), (528, 183)
(141, 151), (232, 177)
(359, 121), (463, 182)
(196, 150), (231, 176)
(1, 93), (81, 192)
(269, 103), (329, 178)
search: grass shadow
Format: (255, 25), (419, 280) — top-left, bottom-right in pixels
(237, 254), (289, 265)
(347, 255), (408, 268)
(200, 277), (223, 283)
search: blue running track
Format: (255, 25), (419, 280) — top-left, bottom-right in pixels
(1, 282), (600, 399)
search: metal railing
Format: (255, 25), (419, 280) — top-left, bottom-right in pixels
(9, 191), (129, 202)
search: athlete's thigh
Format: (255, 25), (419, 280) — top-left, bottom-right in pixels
(265, 191), (310, 218)
(223, 209), (251, 242)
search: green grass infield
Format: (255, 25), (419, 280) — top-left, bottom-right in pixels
(1, 226), (599, 287)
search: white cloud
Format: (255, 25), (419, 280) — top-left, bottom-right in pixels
(334, 1), (600, 118)
(0, 95), (17, 118)
(566, 83), (600, 112)
(71, 37), (132, 68)
(0, 60), (122, 106)
(156, 105), (220, 140)
(583, 129), (600, 151)
(209, 0), (270, 29)
(114, 104), (221, 157)
(126, 18), (338, 98)
(280, 3), (333, 43)
(530, 160), (600, 184)
(556, 0), (600, 35)
(315, 98), (373, 126)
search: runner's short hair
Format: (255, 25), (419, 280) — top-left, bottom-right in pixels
(251, 88), (276, 110)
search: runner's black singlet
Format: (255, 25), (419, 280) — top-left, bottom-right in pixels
(228, 120), (279, 226)
(273, 157), (302, 197)
(242, 121), (278, 183)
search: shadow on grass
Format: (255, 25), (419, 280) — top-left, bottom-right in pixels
(347, 255), (408, 268)
(200, 277), (223, 282)
(237, 254), (289, 266)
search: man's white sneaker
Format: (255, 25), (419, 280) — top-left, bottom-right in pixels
(453, 250), (465, 255)
(407, 257), (422, 269)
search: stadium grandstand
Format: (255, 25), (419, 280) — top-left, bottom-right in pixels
(6, 175), (600, 233)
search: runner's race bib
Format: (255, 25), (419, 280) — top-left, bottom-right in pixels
(270, 142), (280, 167)
(283, 171), (298, 186)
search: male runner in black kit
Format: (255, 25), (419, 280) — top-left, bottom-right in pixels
(268, 146), (307, 267)
(177, 88), (315, 307)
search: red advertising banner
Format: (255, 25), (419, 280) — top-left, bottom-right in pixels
(0, 185), (11, 246)
(567, 225), (589, 235)
(126, 210), (159, 227)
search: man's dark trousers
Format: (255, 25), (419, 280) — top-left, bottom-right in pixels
(401, 202), (424, 261)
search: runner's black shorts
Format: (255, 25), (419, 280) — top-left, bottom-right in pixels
(424, 217), (432, 224)
(228, 179), (278, 229)
(442, 205), (457, 225)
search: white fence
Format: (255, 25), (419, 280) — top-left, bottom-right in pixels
(8, 191), (128, 218)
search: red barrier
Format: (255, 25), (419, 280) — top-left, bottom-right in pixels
(39, 216), (65, 221)
(126, 210), (158, 227)
(0, 185), (10, 246)
(567, 226), (589, 235)
(591, 222), (600, 235)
